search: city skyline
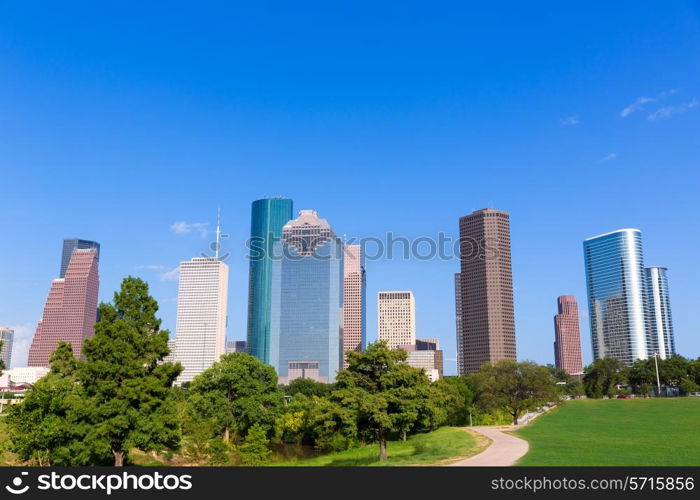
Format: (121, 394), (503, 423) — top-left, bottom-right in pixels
(3, 3), (699, 373)
(2, 210), (691, 376)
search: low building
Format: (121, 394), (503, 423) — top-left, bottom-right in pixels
(225, 340), (247, 354)
(0, 366), (50, 386)
(398, 338), (443, 382)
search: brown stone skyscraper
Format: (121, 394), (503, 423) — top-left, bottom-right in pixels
(553, 295), (583, 375)
(455, 208), (516, 374)
(28, 248), (100, 366)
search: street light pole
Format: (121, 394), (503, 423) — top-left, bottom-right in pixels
(653, 352), (661, 396)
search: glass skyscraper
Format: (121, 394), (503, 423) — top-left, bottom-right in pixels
(645, 266), (675, 359)
(269, 210), (343, 384)
(246, 198), (294, 363)
(60, 239), (100, 278)
(583, 228), (648, 365)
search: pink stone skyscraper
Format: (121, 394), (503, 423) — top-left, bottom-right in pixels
(342, 244), (366, 368)
(28, 248), (100, 366)
(553, 295), (583, 375)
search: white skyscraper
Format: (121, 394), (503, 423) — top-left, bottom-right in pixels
(378, 291), (416, 349)
(174, 217), (229, 384)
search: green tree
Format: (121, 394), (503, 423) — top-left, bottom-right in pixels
(680, 378), (700, 395)
(238, 423), (271, 465)
(583, 358), (625, 398)
(78, 277), (182, 466)
(659, 354), (690, 387)
(304, 395), (357, 452)
(5, 343), (85, 465)
(689, 359), (700, 386)
(546, 364), (585, 397)
(475, 360), (558, 425)
(432, 376), (474, 426)
(189, 352), (283, 443)
(283, 377), (333, 398)
(334, 341), (431, 461)
(625, 358), (656, 394)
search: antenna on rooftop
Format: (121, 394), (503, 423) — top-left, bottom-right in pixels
(215, 207), (221, 259)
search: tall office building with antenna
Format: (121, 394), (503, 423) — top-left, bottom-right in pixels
(173, 212), (229, 384)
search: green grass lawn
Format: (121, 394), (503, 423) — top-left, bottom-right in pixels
(515, 398), (700, 466)
(274, 427), (488, 466)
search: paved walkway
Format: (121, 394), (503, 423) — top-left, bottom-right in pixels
(446, 426), (529, 467)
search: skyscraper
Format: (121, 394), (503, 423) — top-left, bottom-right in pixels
(174, 216), (229, 384)
(342, 244), (366, 367)
(455, 208), (516, 374)
(60, 239), (100, 278)
(583, 228), (648, 365)
(645, 266), (675, 359)
(553, 296), (583, 375)
(270, 210), (343, 384)
(28, 248), (100, 366)
(246, 198), (294, 363)
(174, 256), (229, 384)
(378, 291), (415, 349)
(0, 327), (14, 368)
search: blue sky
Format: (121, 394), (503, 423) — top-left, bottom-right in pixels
(1, 2), (699, 372)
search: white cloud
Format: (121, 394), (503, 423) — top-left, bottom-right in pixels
(160, 266), (180, 281)
(647, 98), (699, 121)
(620, 89), (681, 118)
(560, 116), (580, 126)
(170, 221), (209, 237)
(620, 96), (656, 117)
(135, 265), (167, 271)
(600, 153), (618, 162)
(6, 322), (36, 368)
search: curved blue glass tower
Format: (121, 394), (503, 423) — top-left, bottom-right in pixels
(583, 228), (648, 365)
(246, 198), (294, 363)
(645, 266), (675, 359)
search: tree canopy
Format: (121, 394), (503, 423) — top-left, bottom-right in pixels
(474, 359), (558, 425)
(189, 352), (283, 443)
(6, 277), (182, 466)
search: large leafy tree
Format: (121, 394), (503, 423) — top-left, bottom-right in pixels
(6, 343), (85, 465)
(334, 341), (434, 461)
(189, 352), (283, 443)
(433, 376), (475, 426)
(475, 360), (558, 425)
(583, 357), (625, 398)
(78, 277), (182, 466)
(659, 354), (690, 387)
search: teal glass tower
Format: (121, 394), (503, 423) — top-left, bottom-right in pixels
(246, 198), (294, 363)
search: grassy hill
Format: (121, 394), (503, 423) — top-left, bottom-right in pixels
(515, 398), (700, 466)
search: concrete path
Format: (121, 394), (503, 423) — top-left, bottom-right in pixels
(446, 426), (529, 467)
